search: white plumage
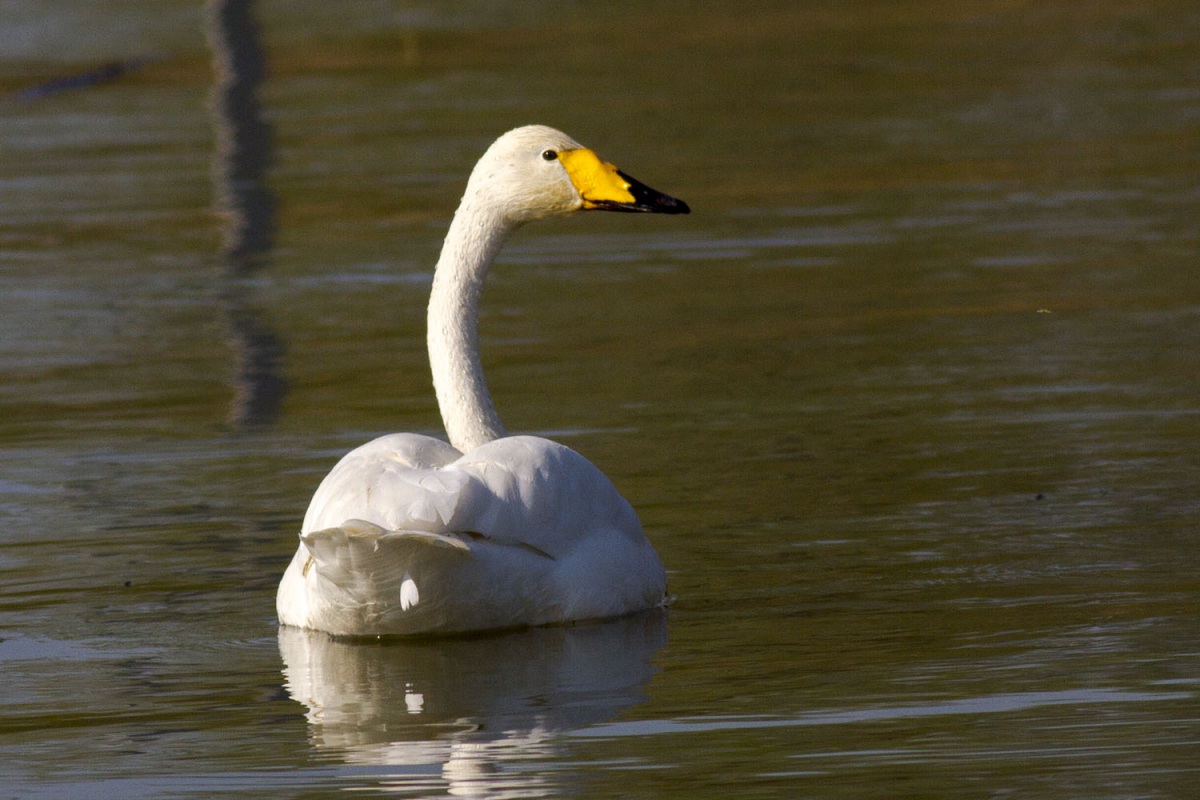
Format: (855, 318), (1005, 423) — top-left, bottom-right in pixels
(277, 125), (688, 636)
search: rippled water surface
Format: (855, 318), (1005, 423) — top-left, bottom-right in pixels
(3, 2), (1199, 798)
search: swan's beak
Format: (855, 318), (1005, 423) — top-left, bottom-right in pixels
(560, 148), (690, 214)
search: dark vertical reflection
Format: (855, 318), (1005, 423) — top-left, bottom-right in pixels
(207, 0), (287, 428)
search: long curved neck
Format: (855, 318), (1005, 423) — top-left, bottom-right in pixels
(427, 194), (517, 453)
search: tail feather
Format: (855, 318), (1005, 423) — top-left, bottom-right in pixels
(301, 519), (470, 561)
(299, 520), (471, 625)
(293, 519), (567, 635)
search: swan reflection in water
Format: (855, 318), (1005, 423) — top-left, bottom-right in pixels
(279, 609), (667, 795)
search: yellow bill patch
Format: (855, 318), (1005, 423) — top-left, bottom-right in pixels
(558, 148), (636, 208)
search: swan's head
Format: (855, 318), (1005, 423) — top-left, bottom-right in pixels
(465, 125), (690, 225)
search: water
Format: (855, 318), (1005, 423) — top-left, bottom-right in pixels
(3, 1), (1199, 797)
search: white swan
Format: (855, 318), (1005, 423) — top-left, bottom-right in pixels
(277, 125), (689, 636)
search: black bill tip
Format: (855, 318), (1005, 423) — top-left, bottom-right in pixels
(594, 171), (690, 214)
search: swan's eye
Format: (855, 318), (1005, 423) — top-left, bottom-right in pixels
(541, 149), (558, 161)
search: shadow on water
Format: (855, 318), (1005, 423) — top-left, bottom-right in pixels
(278, 609), (668, 795)
(207, 0), (287, 429)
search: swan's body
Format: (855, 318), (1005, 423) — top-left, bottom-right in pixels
(277, 125), (688, 636)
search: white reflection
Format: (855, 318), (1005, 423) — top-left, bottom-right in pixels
(279, 610), (667, 797)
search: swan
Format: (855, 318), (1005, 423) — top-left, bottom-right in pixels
(277, 125), (689, 636)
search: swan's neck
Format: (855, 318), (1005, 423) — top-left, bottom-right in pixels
(427, 195), (516, 453)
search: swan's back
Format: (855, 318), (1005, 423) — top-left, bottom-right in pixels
(278, 434), (666, 636)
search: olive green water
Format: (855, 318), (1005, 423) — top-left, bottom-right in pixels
(2, 2), (1199, 798)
